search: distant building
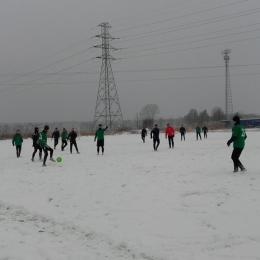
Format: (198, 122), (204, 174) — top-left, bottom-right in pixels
(221, 118), (260, 128)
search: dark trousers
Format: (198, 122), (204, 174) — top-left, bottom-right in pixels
(196, 133), (201, 140)
(16, 145), (21, 157)
(43, 145), (53, 164)
(32, 144), (42, 159)
(97, 139), (104, 154)
(70, 140), (78, 153)
(54, 138), (59, 149)
(231, 148), (244, 170)
(168, 136), (174, 148)
(153, 137), (160, 150)
(61, 140), (67, 151)
(203, 132), (207, 138)
(181, 133), (185, 141)
(141, 135), (146, 143)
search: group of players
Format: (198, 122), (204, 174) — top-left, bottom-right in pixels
(12, 124), (108, 166)
(141, 123), (208, 151)
(12, 116), (246, 172)
(141, 117), (247, 173)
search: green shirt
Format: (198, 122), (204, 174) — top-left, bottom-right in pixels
(232, 123), (247, 148)
(61, 131), (67, 141)
(196, 126), (201, 133)
(39, 130), (48, 148)
(95, 127), (108, 141)
(13, 134), (23, 146)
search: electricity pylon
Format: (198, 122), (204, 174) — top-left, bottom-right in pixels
(93, 22), (124, 130)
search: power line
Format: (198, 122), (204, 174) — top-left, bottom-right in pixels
(0, 36), (93, 79)
(121, 35), (260, 59)
(120, 27), (260, 56)
(0, 63), (100, 99)
(2, 72), (260, 86)
(3, 63), (260, 77)
(123, 22), (260, 50)
(0, 58), (95, 94)
(111, 0), (216, 27)
(0, 47), (93, 87)
(112, 0), (249, 34)
(117, 8), (260, 43)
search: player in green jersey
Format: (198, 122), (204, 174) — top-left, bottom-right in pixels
(227, 116), (247, 172)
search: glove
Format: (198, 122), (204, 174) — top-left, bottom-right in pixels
(94, 139), (96, 142)
(173, 135), (175, 137)
(227, 140), (231, 147)
(151, 137), (152, 139)
(165, 137), (167, 139)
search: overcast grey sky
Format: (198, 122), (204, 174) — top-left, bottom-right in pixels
(0, 0), (260, 123)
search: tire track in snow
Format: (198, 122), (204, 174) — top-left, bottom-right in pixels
(0, 202), (158, 260)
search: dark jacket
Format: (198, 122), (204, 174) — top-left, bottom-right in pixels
(52, 130), (60, 139)
(68, 130), (77, 141)
(202, 126), (208, 133)
(151, 128), (160, 139)
(32, 131), (40, 146)
(141, 128), (147, 136)
(180, 126), (186, 134)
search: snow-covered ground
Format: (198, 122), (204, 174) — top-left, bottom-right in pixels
(0, 130), (260, 260)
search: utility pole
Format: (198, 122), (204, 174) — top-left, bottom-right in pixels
(221, 49), (233, 120)
(92, 22), (124, 130)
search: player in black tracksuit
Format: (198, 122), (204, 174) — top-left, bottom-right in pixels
(31, 127), (42, 161)
(51, 128), (60, 149)
(141, 126), (147, 143)
(202, 125), (208, 139)
(150, 124), (160, 151)
(68, 128), (79, 154)
(179, 124), (186, 141)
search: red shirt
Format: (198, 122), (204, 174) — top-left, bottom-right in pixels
(165, 126), (175, 137)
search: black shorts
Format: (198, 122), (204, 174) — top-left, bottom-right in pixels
(97, 140), (104, 147)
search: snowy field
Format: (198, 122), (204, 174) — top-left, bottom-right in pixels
(0, 130), (260, 260)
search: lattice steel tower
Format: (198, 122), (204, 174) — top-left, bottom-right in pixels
(93, 22), (124, 130)
(221, 49), (233, 119)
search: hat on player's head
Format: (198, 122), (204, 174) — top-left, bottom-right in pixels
(233, 115), (240, 122)
(155, 124), (158, 126)
(44, 125), (49, 130)
(63, 128), (65, 130)
(167, 123), (169, 125)
(98, 124), (102, 127)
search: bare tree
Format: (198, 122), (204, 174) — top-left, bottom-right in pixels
(140, 104), (160, 128)
(133, 112), (142, 129)
(184, 109), (198, 125)
(198, 110), (210, 125)
(211, 107), (225, 121)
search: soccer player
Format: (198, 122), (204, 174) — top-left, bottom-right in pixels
(179, 124), (186, 141)
(165, 123), (175, 148)
(12, 129), (23, 158)
(196, 125), (202, 140)
(61, 128), (68, 151)
(94, 124), (108, 155)
(39, 125), (55, 166)
(141, 126), (147, 143)
(202, 125), (208, 139)
(227, 116), (247, 172)
(68, 127), (79, 154)
(150, 124), (160, 151)
(51, 127), (60, 149)
(31, 127), (42, 161)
